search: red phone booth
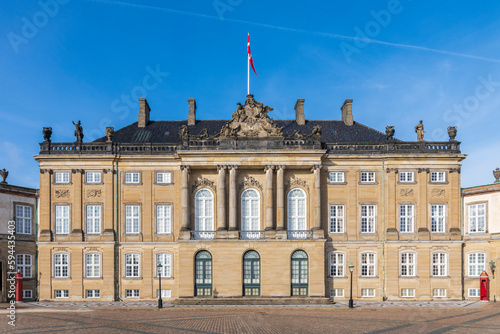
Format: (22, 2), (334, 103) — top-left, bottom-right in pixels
(14, 272), (23, 303)
(480, 270), (489, 301)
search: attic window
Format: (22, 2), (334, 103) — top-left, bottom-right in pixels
(134, 130), (151, 142)
(164, 131), (170, 135)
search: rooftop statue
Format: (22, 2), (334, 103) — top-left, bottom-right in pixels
(72, 120), (84, 142)
(415, 120), (425, 142)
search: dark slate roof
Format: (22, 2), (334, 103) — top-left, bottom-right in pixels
(94, 120), (393, 144)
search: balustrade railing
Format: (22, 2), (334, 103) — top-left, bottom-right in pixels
(239, 230), (265, 240)
(191, 231), (216, 240)
(287, 230), (313, 240)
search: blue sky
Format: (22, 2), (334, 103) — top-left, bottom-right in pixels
(1, 0), (500, 188)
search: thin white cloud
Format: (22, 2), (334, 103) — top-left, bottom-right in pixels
(86, 0), (500, 64)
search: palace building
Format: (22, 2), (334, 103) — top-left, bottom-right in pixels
(34, 95), (469, 302)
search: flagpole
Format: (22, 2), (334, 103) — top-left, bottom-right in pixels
(247, 34), (250, 95)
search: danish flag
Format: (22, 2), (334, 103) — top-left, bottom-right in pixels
(247, 33), (257, 76)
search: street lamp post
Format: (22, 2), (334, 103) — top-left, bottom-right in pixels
(157, 262), (163, 309)
(349, 261), (354, 308)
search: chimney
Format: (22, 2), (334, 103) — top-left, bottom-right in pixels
(294, 99), (305, 125)
(188, 98), (196, 126)
(341, 99), (353, 126)
(138, 97), (151, 128)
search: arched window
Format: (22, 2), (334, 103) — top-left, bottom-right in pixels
(195, 189), (214, 239)
(243, 250), (260, 296)
(195, 251), (212, 296)
(241, 189), (261, 239)
(291, 250), (308, 296)
(288, 188), (307, 239)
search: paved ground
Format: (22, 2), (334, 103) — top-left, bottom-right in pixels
(0, 301), (498, 333)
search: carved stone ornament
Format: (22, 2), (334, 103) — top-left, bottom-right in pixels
(84, 247), (100, 252)
(447, 126), (457, 141)
(219, 94), (284, 138)
(431, 189), (445, 197)
(0, 168), (8, 184)
(179, 125), (189, 140)
(105, 127), (115, 142)
(192, 177), (216, 192)
(43, 127), (52, 142)
(400, 188), (414, 197)
(55, 189), (70, 198)
(87, 189), (102, 198)
(53, 247), (69, 252)
(239, 176), (263, 191)
(386, 126), (395, 141)
(494, 168), (500, 183)
(287, 177), (309, 191)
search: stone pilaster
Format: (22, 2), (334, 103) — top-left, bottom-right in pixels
(180, 165), (190, 231)
(228, 166), (238, 231)
(71, 169), (83, 241)
(311, 165), (323, 236)
(217, 165), (227, 231)
(265, 165), (275, 231)
(276, 166), (285, 231)
(39, 169), (52, 241)
(103, 168), (115, 240)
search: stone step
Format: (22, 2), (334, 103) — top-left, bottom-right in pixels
(172, 297), (333, 306)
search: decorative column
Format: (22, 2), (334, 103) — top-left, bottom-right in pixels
(276, 165), (285, 231)
(228, 166), (237, 231)
(180, 165), (190, 231)
(71, 169), (84, 241)
(265, 165), (275, 231)
(312, 165), (322, 230)
(217, 165), (227, 231)
(39, 169), (53, 242)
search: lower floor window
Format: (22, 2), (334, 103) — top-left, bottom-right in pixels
(55, 290), (69, 298)
(361, 288), (375, 297)
(86, 290), (100, 298)
(468, 288), (480, 297)
(330, 288), (344, 297)
(157, 289), (171, 298)
(125, 289), (140, 298)
(401, 288), (415, 298)
(433, 288), (446, 297)
(23, 290), (32, 299)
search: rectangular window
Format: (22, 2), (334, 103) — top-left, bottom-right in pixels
(16, 254), (32, 278)
(54, 253), (69, 278)
(86, 205), (101, 234)
(23, 290), (32, 299)
(401, 253), (415, 277)
(86, 172), (101, 183)
(86, 290), (100, 298)
(361, 205), (376, 233)
(16, 205), (32, 234)
(55, 172), (69, 183)
(125, 253), (140, 277)
(54, 290), (69, 298)
(433, 288), (446, 297)
(125, 205), (140, 234)
(125, 289), (140, 298)
(401, 288), (415, 298)
(468, 203), (486, 233)
(360, 172), (376, 183)
(157, 289), (171, 298)
(430, 171), (446, 183)
(399, 171), (414, 183)
(55, 205), (70, 234)
(361, 253), (376, 277)
(361, 288), (375, 297)
(156, 172), (172, 184)
(85, 253), (101, 278)
(468, 253), (486, 277)
(156, 205), (172, 234)
(330, 289), (344, 297)
(329, 205), (344, 233)
(468, 288), (480, 297)
(124, 172), (140, 184)
(431, 204), (445, 233)
(329, 253), (344, 277)
(399, 204), (414, 233)
(329, 172), (345, 183)
(432, 253), (447, 276)
(156, 253), (172, 277)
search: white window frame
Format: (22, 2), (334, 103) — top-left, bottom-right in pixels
(86, 205), (101, 234)
(399, 204), (415, 233)
(399, 171), (415, 183)
(432, 252), (447, 277)
(23, 290), (33, 299)
(400, 252), (416, 277)
(329, 172), (345, 183)
(361, 288), (375, 297)
(125, 253), (140, 278)
(85, 253), (101, 278)
(194, 189), (215, 232)
(361, 204), (376, 233)
(54, 290), (69, 298)
(329, 204), (344, 233)
(330, 288), (344, 297)
(468, 253), (486, 277)
(361, 252), (376, 277)
(156, 204), (172, 234)
(157, 289), (171, 298)
(360, 171), (376, 183)
(241, 188), (260, 232)
(16, 254), (32, 278)
(86, 172), (101, 183)
(430, 204), (446, 233)
(54, 172), (70, 184)
(125, 205), (140, 234)
(86, 289), (100, 298)
(125, 289), (140, 298)
(156, 253), (172, 278)
(401, 288), (415, 298)
(433, 288), (446, 297)
(54, 253), (70, 278)
(16, 204), (32, 235)
(468, 203), (486, 233)
(430, 171), (446, 183)
(55, 205), (70, 234)
(329, 252), (344, 277)
(468, 288), (480, 298)
(287, 188), (307, 231)
(156, 172), (172, 184)
(124, 172), (140, 184)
